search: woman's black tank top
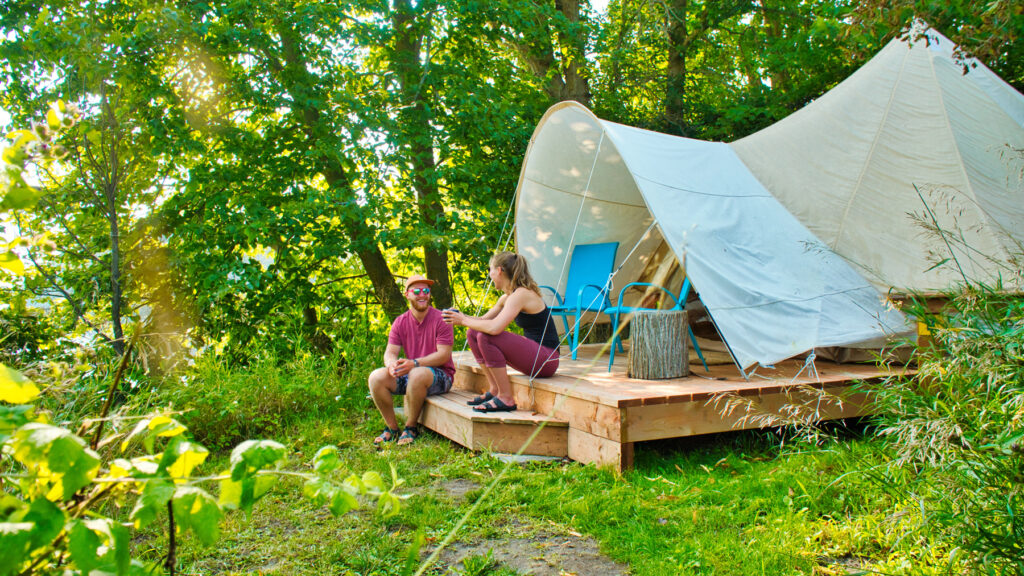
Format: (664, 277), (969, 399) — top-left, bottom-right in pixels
(515, 305), (561, 350)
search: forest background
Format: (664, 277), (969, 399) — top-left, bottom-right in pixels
(1, 0), (1021, 367)
(0, 0), (1022, 575)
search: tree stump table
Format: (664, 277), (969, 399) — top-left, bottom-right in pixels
(627, 310), (689, 379)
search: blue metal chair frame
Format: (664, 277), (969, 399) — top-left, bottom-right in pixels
(539, 242), (619, 360)
(604, 278), (709, 372)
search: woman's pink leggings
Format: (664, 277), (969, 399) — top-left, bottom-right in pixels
(467, 329), (559, 378)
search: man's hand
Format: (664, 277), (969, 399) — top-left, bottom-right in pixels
(390, 358), (415, 377)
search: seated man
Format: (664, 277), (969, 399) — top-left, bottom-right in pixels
(368, 274), (455, 445)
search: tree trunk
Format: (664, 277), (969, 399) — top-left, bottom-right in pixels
(664, 0), (690, 134)
(555, 0), (591, 106)
(276, 22), (407, 320)
(100, 93), (125, 356)
(393, 0), (453, 310)
(302, 306), (334, 354)
(509, 0), (592, 106)
(107, 190), (125, 356)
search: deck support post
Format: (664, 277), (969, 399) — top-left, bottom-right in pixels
(568, 427), (634, 471)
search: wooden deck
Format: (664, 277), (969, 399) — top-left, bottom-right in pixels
(420, 343), (914, 470)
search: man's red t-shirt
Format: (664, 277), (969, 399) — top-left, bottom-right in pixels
(387, 307), (456, 378)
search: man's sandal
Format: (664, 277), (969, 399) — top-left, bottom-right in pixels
(466, 392), (494, 406)
(397, 426), (419, 445)
(374, 427), (399, 445)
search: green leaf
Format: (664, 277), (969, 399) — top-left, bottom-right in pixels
(158, 438), (208, 482)
(12, 423), (100, 500)
(218, 471), (278, 516)
(329, 488), (359, 517)
(362, 470), (385, 493)
(0, 405), (36, 442)
(252, 474), (276, 501)
(301, 476), (333, 505)
(229, 440), (287, 481)
(342, 473), (364, 495)
(172, 486), (221, 546)
(0, 495), (26, 520)
(376, 491), (402, 519)
(0, 251), (24, 275)
(23, 497), (64, 550)
(0, 522), (34, 576)
(0, 183), (43, 211)
(217, 475), (243, 511)
(0, 363), (39, 404)
(130, 480), (175, 529)
(219, 440), (287, 515)
(67, 519), (103, 572)
(311, 445), (341, 474)
(67, 518), (128, 573)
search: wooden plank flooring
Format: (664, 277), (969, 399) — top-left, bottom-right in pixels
(419, 343), (914, 470)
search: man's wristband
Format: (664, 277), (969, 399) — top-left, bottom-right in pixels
(412, 358), (420, 367)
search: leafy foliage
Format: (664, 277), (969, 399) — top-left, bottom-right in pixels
(0, 110), (405, 576)
(591, 0), (875, 139)
(845, 0), (1024, 91)
(148, 350), (349, 452)
(869, 288), (1024, 572)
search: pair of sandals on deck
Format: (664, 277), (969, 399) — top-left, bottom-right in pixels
(466, 392), (517, 412)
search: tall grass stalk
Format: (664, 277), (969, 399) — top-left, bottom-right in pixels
(869, 286), (1024, 573)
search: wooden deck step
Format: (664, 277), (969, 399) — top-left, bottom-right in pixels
(420, 389), (569, 457)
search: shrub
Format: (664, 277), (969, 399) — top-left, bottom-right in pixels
(869, 286), (1024, 573)
(155, 351), (347, 452)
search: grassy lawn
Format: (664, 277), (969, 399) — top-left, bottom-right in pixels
(133, 378), (907, 576)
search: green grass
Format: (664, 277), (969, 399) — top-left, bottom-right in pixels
(120, 291), (1022, 576)
(128, 368), (923, 576)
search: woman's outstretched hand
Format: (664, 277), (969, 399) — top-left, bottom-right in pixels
(442, 308), (463, 326)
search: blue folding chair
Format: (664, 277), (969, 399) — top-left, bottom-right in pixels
(539, 242), (619, 360)
(604, 278), (709, 372)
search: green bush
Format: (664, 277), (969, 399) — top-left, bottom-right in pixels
(869, 286), (1024, 574)
(155, 351), (349, 452)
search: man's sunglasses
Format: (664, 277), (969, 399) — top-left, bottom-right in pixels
(408, 287), (431, 295)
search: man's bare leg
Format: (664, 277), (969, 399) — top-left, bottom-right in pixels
(402, 367), (433, 429)
(368, 367), (399, 442)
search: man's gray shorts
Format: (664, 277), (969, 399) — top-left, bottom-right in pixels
(394, 367), (453, 396)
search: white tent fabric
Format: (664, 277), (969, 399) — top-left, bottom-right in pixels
(731, 28), (1024, 293)
(515, 102), (910, 370)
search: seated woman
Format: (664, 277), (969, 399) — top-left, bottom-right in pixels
(442, 251), (560, 412)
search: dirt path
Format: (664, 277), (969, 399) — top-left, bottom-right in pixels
(430, 479), (630, 575)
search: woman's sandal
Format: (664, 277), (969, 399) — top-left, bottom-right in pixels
(374, 427), (399, 445)
(466, 392), (494, 406)
(472, 397), (517, 413)
(396, 426), (419, 445)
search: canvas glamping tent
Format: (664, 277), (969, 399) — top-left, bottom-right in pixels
(514, 27), (1024, 371)
(514, 101), (911, 371)
(731, 27), (1024, 293)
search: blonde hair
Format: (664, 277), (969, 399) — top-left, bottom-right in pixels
(490, 251), (540, 295)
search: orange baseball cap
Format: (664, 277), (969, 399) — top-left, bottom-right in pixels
(403, 274), (435, 291)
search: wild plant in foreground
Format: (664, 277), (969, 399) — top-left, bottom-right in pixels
(870, 286), (1024, 574)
